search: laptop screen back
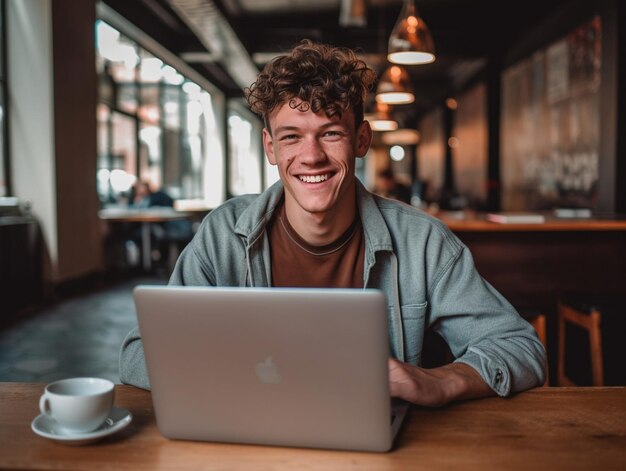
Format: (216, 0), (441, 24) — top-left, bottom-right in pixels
(134, 285), (395, 451)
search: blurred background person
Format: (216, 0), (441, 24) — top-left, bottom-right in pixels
(374, 168), (412, 204)
(129, 181), (174, 208)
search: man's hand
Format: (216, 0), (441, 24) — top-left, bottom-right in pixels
(388, 358), (495, 407)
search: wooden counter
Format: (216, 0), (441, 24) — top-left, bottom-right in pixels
(433, 212), (626, 311)
(443, 218), (626, 232)
(436, 211), (626, 232)
(1, 383), (625, 470)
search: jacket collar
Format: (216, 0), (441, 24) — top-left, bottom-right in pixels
(355, 179), (393, 253)
(234, 180), (284, 243)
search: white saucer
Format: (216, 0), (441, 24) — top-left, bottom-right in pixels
(31, 406), (133, 445)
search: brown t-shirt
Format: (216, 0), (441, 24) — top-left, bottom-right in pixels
(268, 201), (365, 288)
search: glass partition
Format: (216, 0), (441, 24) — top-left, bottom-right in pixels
(228, 110), (261, 196)
(95, 20), (223, 206)
(96, 105), (137, 203)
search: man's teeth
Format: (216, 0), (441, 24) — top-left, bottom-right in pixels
(299, 174), (330, 183)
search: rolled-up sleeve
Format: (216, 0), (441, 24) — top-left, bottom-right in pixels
(119, 326), (150, 390)
(428, 246), (547, 396)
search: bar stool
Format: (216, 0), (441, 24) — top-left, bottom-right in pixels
(519, 310), (549, 386)
(557, 301), (603, 386)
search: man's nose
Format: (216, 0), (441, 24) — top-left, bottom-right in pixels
(299, 137), (326, 164)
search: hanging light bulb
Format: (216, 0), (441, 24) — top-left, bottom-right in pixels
(375, 65), (415, 105)
(388, 0), (435, 65)
(365, 102), (399, 132)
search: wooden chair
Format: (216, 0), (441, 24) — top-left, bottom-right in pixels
(520, 311), (549, 386)
(557, 301), (604, 386)
(526, 313), (547, 349)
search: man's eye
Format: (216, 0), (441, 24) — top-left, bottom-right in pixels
(324, 131), (342, 137)
(280, 134), (298, 141)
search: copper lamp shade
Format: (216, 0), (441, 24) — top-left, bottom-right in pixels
(375, 65), (415, 105)
(388, 0), (436, 65)
(365, 102), (398, 131)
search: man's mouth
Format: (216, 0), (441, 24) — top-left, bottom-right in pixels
(299, 173), (331, 183)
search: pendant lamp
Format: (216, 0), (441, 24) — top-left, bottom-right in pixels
(388, 0), (435, 65)
(365, 102), (399, 132)
(375, 65), (415, 105)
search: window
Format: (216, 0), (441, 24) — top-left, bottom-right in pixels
(95, 20), (224, 206)
(227, 107), (262, 196)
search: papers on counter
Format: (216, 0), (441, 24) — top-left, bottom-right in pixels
(553, 208), (592, 218)
(486, 213), (546, 224)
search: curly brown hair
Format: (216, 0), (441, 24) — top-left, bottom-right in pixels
(244, 40), (377, 132)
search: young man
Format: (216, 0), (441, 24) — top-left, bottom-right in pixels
(120, 41), (546, 405)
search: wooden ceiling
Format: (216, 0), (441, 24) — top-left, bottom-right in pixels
(103, 0), (572, 119)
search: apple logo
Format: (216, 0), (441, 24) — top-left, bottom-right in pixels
(255, 356), (281, 384)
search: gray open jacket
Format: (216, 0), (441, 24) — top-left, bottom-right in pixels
(120, 180), (546, 394)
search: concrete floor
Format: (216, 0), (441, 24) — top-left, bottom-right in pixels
(0, 276), (167, 383)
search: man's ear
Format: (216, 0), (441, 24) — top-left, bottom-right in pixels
(262, 128), (277, 165)
(355, 120), (373, 158)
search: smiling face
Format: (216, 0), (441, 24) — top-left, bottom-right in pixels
(263, 101), (372, 243)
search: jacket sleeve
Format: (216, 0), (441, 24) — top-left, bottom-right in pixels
(118, 243), (215, 389)
(118, 326), (150, 390)
(428, 245), (547, 396)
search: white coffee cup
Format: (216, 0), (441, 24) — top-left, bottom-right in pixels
(39, 377), (114, 433)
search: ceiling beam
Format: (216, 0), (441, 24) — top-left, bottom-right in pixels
(166, 0), (259, 90)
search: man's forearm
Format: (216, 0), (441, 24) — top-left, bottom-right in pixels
(388, 358), (494, 407)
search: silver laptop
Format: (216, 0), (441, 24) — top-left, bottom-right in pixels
(134, 285), (409, 452)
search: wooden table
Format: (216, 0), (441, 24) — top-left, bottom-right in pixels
(1, 383), (624, 470)
(99, 208), (191, 271)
